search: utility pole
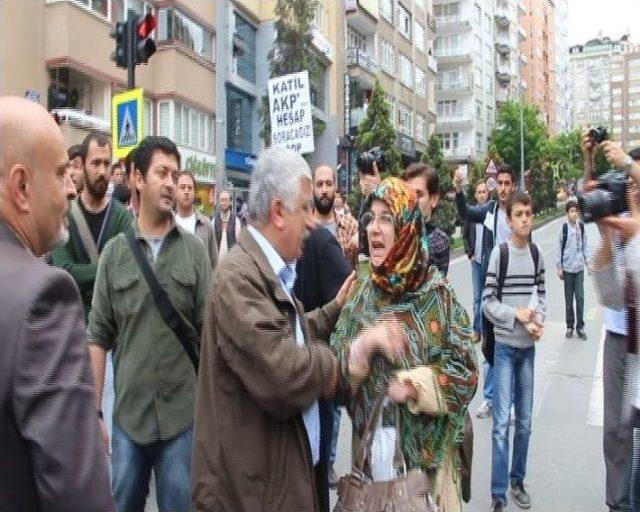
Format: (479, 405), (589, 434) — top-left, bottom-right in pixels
(127, 10), (136, 89)
(215, 1), (229, 190)
(520, 84), (525, 190)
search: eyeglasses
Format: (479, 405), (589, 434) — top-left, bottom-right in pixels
(362, 211), (395, 230)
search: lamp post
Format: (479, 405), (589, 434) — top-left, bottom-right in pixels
(519, 82), (525, 191)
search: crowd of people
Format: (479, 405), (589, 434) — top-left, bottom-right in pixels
(2, 94), (640, 512)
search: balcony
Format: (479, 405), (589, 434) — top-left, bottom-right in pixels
(495, 36), (512, 55)
(345, 0), (378, 35)
(346, 47), (378, 76)
(50, 108), (110, 132)
(435, 15), (471, 33)
(495, 7), (510, 28)
(436, 112), (474, 129)
(496, 63), (514, 83)
(434, 48), (472, 64)
(436, 75), (473, 95)
(442, 146), (473, 161)
(427, 55), (438, 74)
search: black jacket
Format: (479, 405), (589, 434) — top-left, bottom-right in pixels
(462, 219), (477, 259)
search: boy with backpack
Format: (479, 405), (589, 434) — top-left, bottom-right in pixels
(556, 199), (590, 340)
(482, 191), (546, 512)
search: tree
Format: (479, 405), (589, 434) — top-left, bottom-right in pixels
(422, 133), (457, 238)
(355, 79), (401, 175)
(489, 101), (548, 186)
(260, 0), (325, 145)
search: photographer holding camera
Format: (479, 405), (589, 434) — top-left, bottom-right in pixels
(582, 128), (640, 512)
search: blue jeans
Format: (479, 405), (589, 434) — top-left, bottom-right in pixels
(329, 404), (341, 465)
(471, 260), (484, 336)
(491, 342), (535, 505)
(111, 423), (193, 512)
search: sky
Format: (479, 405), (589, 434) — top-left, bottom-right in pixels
(568, 0), (640, 45)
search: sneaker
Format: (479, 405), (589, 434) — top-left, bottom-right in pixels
(328, 465), (339, 489)
(490, 499), (505, 512)
(565, 328), (573, 339)
(510, 482), (531, 509)
(577, 329), (587, 341)
(476, 400), (492, 419)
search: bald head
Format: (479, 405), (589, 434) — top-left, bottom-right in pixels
(0, 96), (71, 255)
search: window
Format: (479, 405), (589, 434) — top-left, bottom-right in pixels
(158, 8), (213, 60)
(399, 54), (412, 87)
(381, 40), (395, 75)
(227, 87), (254, 152)
(437, 100), (458, 116)
(439, 132), (459, 152)
(414, 21), (425, 52)
(397, 3), (411, 40)
(348, 28), (367, 51)
(440, 68), (462, 87)
(387, 95), (397, 128)
(475, 99), (482, 119)
(415, 67), (426, 97)
(476, 133), (483, 153)
(309, 60), (327, 111)
(381, 0), (394, 23)
(158, 100), (214, 152)
(435, 34), (462, 55)
(486, 106), (494, 125)
(67, 0), (109, 18)
(311, 2), (323, 29)
(232, 13), (257, 83)
(416, 114), (426, 142)
(434, 2), (459, 16)
(117, 0), (144, 19)
(397, 103), (412, 135)
(144, 99), (153, 137)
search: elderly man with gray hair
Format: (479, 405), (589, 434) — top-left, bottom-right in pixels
(192, 148), (356, 511)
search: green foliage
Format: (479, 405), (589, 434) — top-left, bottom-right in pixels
(489, 101), (548, 185)
(355, 79), (401, 175)
(541, 129), (583, 182)
(260, 0), (325, 144)
(528, 165), (556, 213)
(422, 133), (456, 238)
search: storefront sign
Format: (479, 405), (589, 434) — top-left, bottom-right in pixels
(179, 146), (216, 184)
(225, 148), (256, 174)
(269, 71), (315, 155)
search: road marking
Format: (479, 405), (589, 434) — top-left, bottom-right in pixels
(586, 326), (605, 427)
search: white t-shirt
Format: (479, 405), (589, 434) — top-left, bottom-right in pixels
(175, 212), (197, 234)
(495, 207), (510, 245)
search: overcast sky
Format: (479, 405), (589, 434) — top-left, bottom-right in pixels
(568, 0), (640, 45)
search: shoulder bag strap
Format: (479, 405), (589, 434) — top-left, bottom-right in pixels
(529, 242), (540, 283)
(497, 243), (509, 301)
(354, 390), (389, 476)
(561, 223), (568, 266)
(124, 228), (199, 372)
(70, 199), (99, 264)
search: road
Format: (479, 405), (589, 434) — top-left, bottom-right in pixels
(331, 216), (609, 511)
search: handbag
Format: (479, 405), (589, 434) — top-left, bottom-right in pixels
(333, 391), (437, 512)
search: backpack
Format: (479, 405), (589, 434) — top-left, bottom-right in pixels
(481, 242), (540, 366)
(560, 221), (585, 267)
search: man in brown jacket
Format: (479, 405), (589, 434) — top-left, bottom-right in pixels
(192, 148), (356, 512)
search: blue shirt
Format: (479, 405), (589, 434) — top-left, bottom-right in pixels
(247, 225), (321, 465)
(556, 221), (589, 273)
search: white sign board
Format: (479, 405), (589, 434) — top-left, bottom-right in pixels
(269, 71), (315, 155)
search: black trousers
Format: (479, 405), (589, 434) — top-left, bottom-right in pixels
(315, 399), (335, 512)
(563, 270), (585, 330)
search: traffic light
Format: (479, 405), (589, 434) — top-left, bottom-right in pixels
(110, 21), (129, 69)
(135, 13), (157, 64)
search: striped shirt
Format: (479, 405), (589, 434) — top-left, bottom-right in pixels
(482, 240), (546, 349)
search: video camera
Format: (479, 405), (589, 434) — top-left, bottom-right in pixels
(356, 146), (386, 175)
(577, 170), (629, 222)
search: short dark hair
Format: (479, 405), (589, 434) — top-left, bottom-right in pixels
(132, 136), (181, 180)
(401, 163), (439, 196)
(496, 164), (516, 183)
(628, 147), (640, 162)
(565, 199), (578, 213)
(80, 131), (111, 163)
(506, 190), (532, 218)
(178, 170), (197, 188)
(68, 144), (83, 160)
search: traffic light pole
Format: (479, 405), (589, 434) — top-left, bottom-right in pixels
(126, 9), (137, 89)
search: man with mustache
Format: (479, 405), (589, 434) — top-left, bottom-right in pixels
(52, 131), (132, 319)
(88, 136), (211, 512)
(0, 96), (114, 511)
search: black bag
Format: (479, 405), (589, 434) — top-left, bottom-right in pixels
(125, 228), (200, 372)
(482, 242), (539, 366)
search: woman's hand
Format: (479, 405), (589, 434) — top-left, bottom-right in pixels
(388, 378), (418, 404)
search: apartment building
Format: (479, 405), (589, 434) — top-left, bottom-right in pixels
(609, 46), (640, 149)
(495, 0), (526, 106)
(569, 35), (630, 131)
(554, 0), (570, 133)
(0, 0), (217, 211)
(345, 0), (438, 168)
(519, 0), (556, 134)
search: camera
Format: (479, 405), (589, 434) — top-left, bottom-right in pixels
(589, 126), (609, 144)
(356, 146), (386, 175)
(577, 170), (629, 222)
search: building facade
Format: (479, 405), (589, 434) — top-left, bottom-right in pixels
(553, 0), (570, 133)
(609, 45), (640, 149)
(519, 0), (555, 134)
(569, 35), (630, 132)
(344, 0), (438, 174)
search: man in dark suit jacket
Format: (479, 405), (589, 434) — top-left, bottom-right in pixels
(0, 96), (113, 512)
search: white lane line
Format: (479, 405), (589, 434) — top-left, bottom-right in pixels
(587, 325), (606, 427)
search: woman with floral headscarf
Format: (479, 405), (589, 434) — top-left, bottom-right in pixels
(331, 177), (478, 511)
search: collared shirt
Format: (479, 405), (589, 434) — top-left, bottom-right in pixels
(556, 220), (589, 273)
(88, 220), (212, 444)
(495, 207), (510, 245)
(247, 225), (321, 465)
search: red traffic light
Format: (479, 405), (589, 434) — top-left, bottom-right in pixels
(137, 13), (157, 39)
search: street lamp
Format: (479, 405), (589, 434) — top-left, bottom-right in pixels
(519, 82), (525, 191)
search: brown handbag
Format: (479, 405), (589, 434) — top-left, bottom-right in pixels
(333, 392), (437, 512)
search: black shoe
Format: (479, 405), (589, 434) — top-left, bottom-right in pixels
(510, 482), (531, 509)
(577, 329), (587, 341)
(490, 500), (505, 512)
(565, 328), (573, 339)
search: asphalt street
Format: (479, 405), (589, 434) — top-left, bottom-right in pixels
(331, 216), (608, 511)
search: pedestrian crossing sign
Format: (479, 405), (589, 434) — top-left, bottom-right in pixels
(112, 88), (144, 159)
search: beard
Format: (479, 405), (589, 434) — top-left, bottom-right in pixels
(85, 174), (109, 200)
(314, 193), (335, 216)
